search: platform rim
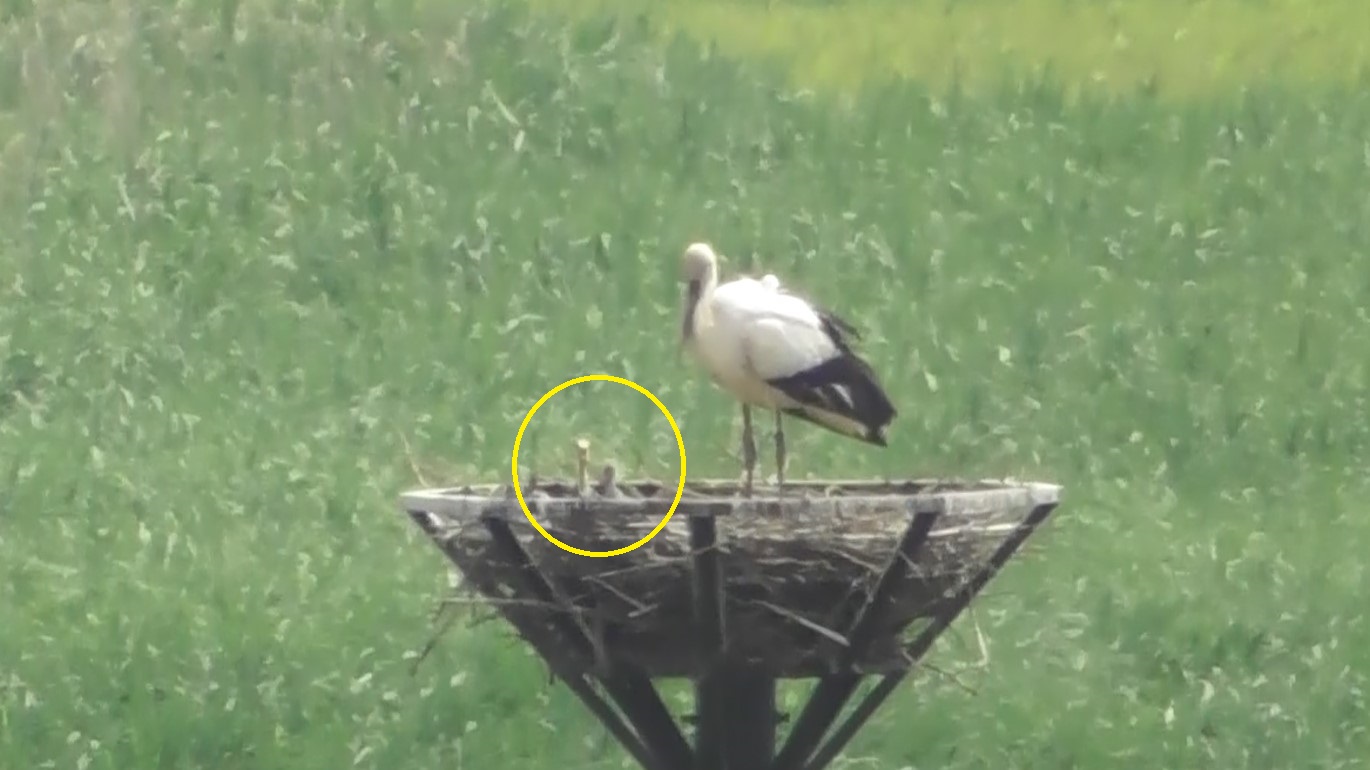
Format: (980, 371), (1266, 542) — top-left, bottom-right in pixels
(398, 477), (1063, 520)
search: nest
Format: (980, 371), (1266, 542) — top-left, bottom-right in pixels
(403, 478), (1062, 679)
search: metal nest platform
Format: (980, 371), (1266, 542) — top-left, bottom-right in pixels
(402, 477), (1063, 770)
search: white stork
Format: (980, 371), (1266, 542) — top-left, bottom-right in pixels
(678, 242), (897, 495)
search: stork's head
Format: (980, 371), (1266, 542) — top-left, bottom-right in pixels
(678, 241), (717, 345)
(681, 242), (718, 284)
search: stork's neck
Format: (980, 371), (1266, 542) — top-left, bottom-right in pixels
(681, 264), (717, 343)
(699, 262), (718, 297)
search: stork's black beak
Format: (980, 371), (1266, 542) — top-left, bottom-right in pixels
(681, 279), (701, 339)
(679, 279), (701, 359)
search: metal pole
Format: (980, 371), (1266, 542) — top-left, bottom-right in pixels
(719, 665), (778, 769)
(690, 511), (728, 770)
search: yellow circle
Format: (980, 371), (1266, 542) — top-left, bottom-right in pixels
(511, 374), (687, 558)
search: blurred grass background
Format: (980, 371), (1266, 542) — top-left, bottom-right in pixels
(1, 0), (1367, 768)
(527, 0), (1370, 100)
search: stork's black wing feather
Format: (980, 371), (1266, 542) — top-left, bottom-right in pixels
(765, 350), (897, 446)
(759, 278), (895, 443)
(817, 308), (862, 350)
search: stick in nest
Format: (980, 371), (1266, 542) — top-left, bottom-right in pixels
(897, 655), (979, 697)
(410, 602), (464, 676)
(961, 605), (991, 671)
(895, 606), (991, 697)
(398, 429), (477, 674)
(398, 430), (432, 487)
(409, 578), (493, 675)
(586, 576), (656, 617)
(750, 599), (851, 647)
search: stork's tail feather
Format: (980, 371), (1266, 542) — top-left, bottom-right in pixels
(766, 352), (897, 444)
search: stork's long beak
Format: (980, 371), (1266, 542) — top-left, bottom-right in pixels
(679, 279), (701, 358)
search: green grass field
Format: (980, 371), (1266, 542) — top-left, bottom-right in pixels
(528, 0), (1370, 100)
(2, 0), (1368, 767)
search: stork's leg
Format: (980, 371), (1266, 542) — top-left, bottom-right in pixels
(741, 404), (757, 497)
(774, 410), (787, 493)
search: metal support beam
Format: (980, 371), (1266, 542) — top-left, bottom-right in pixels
(409, 507), (662, 770)
(483, 513), (694, 770)
(801, 501), (1061, 770)
(690, 507), (783, 769)
(689, 510), (728, 770)
(720, 665), (778, 769)
(770, 510), (941, 770)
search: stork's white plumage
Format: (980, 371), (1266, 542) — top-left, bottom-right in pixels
(679, 242), (897, 495)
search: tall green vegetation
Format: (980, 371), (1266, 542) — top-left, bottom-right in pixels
(1, 1), (1365, 767)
